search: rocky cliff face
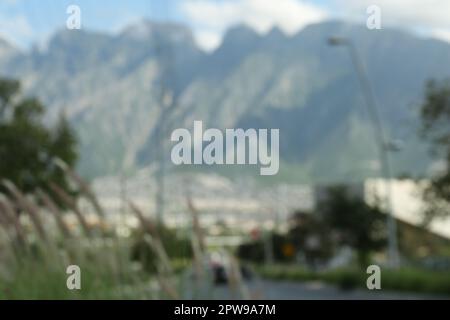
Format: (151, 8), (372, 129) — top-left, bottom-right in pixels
(2, 20), (449, 182)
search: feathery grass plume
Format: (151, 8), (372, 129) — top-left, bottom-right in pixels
(186, 196), (206, 284)
(128, 201), (172, 274)
(49, 182), (92, 237)
(129, 201), (158, 237)
(0, 196), (26, 246)
(0, 196), (25, 262)
(128, 201), (180, 298)
(53, 158), (105, 219)
(0, 201), (9, 226)
(55, 160), (129, 296)
(53, 159), (126, 286)
(36, 188), (92, 273)
(228, 255), (250, 300)
(3, 190), (60, 280)
(13, 191), (64, 269)
(0, 196), (13, 227)
(157, 275), (180, 299)
(2, 180), (47, 242)
(140, 235), (179, 299)
(36, 188), (72, 238)
(0, 221), (17, 266)
(187, 197), (205, 252)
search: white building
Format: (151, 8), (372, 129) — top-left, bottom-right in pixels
(365, 179), (450, 239)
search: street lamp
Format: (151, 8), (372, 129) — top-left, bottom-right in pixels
(328, 36), (400, 268)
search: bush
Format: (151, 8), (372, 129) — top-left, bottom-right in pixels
(130, 226), (192, 273)
(257, 265), (450, 295)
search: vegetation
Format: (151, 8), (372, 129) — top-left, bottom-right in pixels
(131, 226), (193, 273)
(0, 78), (78, 203)
(0, 181), (197, 299)
(237, 232), (297, 264)
(238, 186), (387, 268)
(317, 187), (387, 267)
(287, 211), (335, 267)
(0, 241), (150, 299)
(420, 79), (450, 223)
(0, 77), (255, 299)
(257, 264), (450, 295)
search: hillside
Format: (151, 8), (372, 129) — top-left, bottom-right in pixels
(1, 20), (450, 183)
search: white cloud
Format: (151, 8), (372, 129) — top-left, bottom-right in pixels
(195, 30), (222, 51)
(181, 0), (328, 51)
(431, 29), (450, 43)
(0, 14), (33, 48)
(337, 0), (450, 43)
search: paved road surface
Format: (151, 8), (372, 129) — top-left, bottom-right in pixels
(208, 280), (448, 300)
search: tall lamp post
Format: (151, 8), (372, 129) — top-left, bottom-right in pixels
(328, 37), (400, 268)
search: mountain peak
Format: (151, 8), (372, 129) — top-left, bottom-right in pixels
(120, 19), (196, 45)
(268, 26), (284, 35)
(0, 37), (15, 50)
(6, 20), (450, 181)
(0, 37), (9, 47)
(266, 26), (287, 40)
(0, 36), (19, 61)
(45, 28), (111, 56)
(221, 24), (261, 46)
(120, 19), (155, 39)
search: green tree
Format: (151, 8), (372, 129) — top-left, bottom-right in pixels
(318, 187), (387, 267)
(420, 79), (450, 223)
(0, 78), (78, 199)
(288, 211), (335, 268)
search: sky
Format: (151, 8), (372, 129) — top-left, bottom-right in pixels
(1, 0), (450, 51)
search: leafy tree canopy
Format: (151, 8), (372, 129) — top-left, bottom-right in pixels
(0, 78), (78, 199)
(318, 187), (387, 267)
(420, 79), (450, 223)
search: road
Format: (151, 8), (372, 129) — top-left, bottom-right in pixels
(208, 280), (448, 300)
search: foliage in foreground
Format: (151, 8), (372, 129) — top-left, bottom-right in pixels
(257, 264), (450, 295)
(420, 79), (450, 223)
(0, 77), (78, 205)
(0, 241), (152, 299)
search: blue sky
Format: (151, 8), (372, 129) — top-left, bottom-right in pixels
(0, 0), (185, 46)
(1, 0), (450, 51)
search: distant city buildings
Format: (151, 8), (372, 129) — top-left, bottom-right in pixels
(91, 171), (450, 240)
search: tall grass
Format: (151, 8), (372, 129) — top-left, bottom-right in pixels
(0, 163), (252, 299)
(0, 171), (170, 299)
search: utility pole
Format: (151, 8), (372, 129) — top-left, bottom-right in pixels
(151, 2), (171, 225)
(328, 37), (400, 268)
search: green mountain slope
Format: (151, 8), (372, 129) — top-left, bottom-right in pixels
(1, 20), (449, 182)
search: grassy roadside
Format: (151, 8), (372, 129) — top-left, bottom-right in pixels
(256, 264), (450, 295)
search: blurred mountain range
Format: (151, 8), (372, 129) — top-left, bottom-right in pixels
(1, 20), (450, 183)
